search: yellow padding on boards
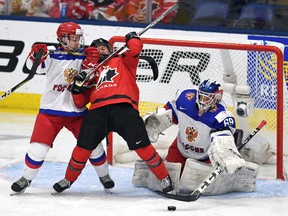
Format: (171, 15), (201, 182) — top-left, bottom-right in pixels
(0, 92), (41, 114)
(139, 101), (164, 116)
(0, 93), (163, 116)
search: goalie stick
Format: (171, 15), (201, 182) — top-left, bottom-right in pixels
(156, 120), (267, 202)
(0, 49), (44, 101)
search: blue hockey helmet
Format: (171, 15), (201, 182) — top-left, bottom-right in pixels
(197, 79), (223, 115)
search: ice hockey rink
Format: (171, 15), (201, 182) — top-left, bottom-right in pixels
(1, 111), (288, 216)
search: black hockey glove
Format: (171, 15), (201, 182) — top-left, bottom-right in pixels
(71, 71), (87, 94)
(125, 31), (140, 43)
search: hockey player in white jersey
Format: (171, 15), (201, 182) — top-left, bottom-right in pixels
(133, 79), (258, 195)
(11, 22), (114, 195)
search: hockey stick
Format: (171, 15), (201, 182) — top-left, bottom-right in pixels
(48, 49), (85, 56)
(0, 49), (44, 101)
(156, 120), (267, 202)
(139, 56), (159, 81)
(84, 2), (179, 82)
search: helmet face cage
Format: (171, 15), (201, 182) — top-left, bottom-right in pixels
(91, 38), (112, 53)
(90, 38), (112, 62)
(56, 22), (85, 52)
(196, 79), (223, 114)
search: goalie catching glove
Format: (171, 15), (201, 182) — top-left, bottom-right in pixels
(208, 135), (246, 174)
(144, 109), (173, 143)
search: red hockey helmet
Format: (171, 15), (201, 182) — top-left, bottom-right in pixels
(56, 22), (85, 51)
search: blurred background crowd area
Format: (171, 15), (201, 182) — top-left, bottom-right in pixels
(0, 0), (288, 31)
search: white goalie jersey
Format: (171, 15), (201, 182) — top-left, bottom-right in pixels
(25, 47), (87, 117)
(164, 88), (236, 161)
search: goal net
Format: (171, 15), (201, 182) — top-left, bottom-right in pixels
(107, 36), (287, 180)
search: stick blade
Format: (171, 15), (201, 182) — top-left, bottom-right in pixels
(156, 190), (201, 202)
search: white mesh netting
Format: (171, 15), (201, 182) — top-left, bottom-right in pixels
(108, 37), (288, 179)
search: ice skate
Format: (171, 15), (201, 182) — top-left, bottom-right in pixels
(99, 174), (115, 193)
(10, 177), (31, 196)
(161, 175), (174, 194)
(52, 178), (73, 194)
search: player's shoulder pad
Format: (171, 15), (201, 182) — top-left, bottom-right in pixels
(177, 88), (197, 100)
(215, 109), (235, 123)
(47, 45), (56, 51)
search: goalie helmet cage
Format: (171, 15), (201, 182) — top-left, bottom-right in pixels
(106, 36), (286, 180)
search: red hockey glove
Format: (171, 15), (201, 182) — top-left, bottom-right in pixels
(125, 32), (140, 43)
(125, 31), (140, 42)
(28, 43), (48, 64)
(82, 46), (100, 69)
(125, 31), (140, 49)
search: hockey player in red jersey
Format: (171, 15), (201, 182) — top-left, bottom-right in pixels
(10, 22), (114, 195)
(53, 32), (174, 194)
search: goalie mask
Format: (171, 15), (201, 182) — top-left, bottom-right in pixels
(196, 79), (223, 116)
(90, 38), (112, 63)
(56, 22), (85, 52)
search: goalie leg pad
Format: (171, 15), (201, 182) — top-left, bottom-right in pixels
(132, 160), (181, 193)
(179, 159), (259, 195)
(179, 158), (213, 193)
(132, 160), (149, 188)
(241, 141), (276, 165)
(205, 161), (259, 195)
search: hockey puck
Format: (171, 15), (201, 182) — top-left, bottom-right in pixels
(167, 206), (176, 211)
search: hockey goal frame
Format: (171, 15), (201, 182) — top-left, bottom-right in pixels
(107, 36), (285, 180)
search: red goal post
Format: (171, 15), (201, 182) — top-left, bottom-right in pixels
(107, 36), (286, 180)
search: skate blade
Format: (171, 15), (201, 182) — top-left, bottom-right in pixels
(51, 190), (62, 195)
(104, 188), (113, 194)
(10, 190), (25, 196)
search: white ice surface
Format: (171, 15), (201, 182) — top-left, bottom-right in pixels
(0, 112), (288, 216)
